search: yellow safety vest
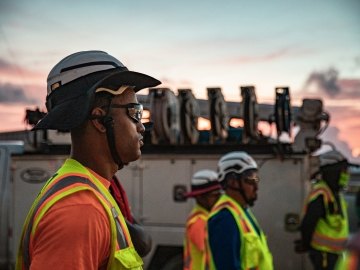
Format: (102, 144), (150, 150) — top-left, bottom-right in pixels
(208, 195), (273, 270)
(16, 158), (143, 270)
(184, 204), (209, 270)
(336, 251), (359, 270)
(304, 181), (348, 253)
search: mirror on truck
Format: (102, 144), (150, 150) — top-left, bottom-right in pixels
(173, 185), (187, 202)
(284, 213), (300, 232)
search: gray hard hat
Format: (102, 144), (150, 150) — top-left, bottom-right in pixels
(34, 50), (161, 131)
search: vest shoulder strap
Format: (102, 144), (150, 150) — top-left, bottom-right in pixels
(22, 175), (128, 270)
(211, 200), (251, 233)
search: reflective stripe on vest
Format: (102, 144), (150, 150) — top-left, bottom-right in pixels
(302, 185), (333, 215)
(211, 200), (251, 233)
(305, 181), (349, 253)
(21, 175), (129, 270)
(311, 232), (347, 251)
(184, 205), (208, 270)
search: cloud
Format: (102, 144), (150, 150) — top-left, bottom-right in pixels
(337, 79), (360, 98)
(0, 58), (12, 69)
(320, 126), (360, 164)
(0, 57), (45, 83)
(301, 67), (360, 99)
(0, 82), (37, 104)
(304, 68), (340, 97)
(231, 47), (292, 64)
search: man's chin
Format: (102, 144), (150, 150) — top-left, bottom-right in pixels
(248, 198), (257, 207)
(120, 153), (141, 167)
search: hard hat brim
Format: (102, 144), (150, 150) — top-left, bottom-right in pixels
(184, 184), (222, 198)
(33, 70), (161, 131)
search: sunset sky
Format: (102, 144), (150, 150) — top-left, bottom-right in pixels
(0, 0), (359, 162)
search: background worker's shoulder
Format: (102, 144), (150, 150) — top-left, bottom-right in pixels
(208, 208), (234, 226)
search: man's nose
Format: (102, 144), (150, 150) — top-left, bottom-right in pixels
(138, 121), (145, 134)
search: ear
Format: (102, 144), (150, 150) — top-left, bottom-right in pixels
(90, 107), (107, 133)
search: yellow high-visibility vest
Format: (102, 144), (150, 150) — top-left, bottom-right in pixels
(304, 181), (348, 253)
(207, 194), (273, 270)
(16, 158), (143, 270)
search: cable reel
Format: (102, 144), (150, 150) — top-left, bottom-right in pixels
(207, 88), (229, 143)
(149, 88), (180, 144)
(274, 87), (292, 139)
(241, 86), (260, 143)
(178, 89), (200, 144)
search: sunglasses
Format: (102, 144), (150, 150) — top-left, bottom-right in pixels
(109, 103), (143, 123)
(243, 177), (260, 185)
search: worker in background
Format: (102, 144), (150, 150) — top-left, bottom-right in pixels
(110, 176), (152, 257)
(335, 231), (360, 270)
(296, 149), (350, 270)
(16, 50), (161, 270)
(207, 151), (273, 270)
(183, 170), (222, 270)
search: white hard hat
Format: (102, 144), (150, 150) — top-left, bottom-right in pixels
(218, 151), (258, 182)
(185, 169), (221, 197)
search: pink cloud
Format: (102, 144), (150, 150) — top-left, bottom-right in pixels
(0, 104), (40, 132)
(0, 58), (46, 84)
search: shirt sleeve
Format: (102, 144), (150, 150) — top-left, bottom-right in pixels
(187, 217), (206, 252)
(30, 191), (110, 270)
(208, 209), (240, 270)
(300, 196), (325, 249)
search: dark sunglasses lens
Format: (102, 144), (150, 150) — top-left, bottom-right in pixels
(128, 105), (143, 122)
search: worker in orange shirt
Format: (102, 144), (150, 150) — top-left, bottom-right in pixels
(16, 50), (160, 270)
(183, 170), (222, 270)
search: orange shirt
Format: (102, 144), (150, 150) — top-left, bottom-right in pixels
(29, 169), (111, 270)
(187, 217), (207, 252)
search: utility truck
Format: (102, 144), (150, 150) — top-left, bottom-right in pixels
(0, 86), (358, 270)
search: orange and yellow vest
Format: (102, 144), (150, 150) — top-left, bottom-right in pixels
(208, 195), (273, 270)
(304, 181), (348, 253)
(184, 204), (209, 270)
(16, 158), (143, 270)
(336, 251), (359, 270)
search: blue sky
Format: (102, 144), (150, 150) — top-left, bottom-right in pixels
(0, 0), (360, 160)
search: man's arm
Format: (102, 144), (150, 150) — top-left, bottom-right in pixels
(300, 196), (326, 249)
(208, 209), (240, 270)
